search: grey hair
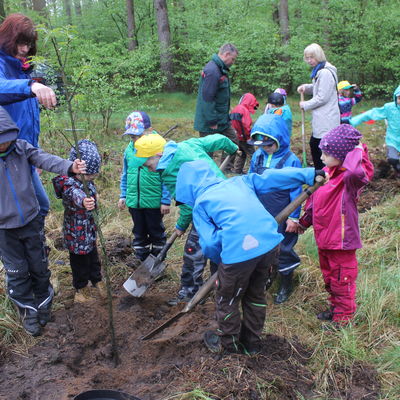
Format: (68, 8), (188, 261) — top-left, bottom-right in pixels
(219, 43), (238, 55)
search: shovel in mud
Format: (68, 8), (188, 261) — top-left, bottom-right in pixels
(123, 154), (236, 297)
(141, 175), (326, 340)
(123, 231), (179, 297)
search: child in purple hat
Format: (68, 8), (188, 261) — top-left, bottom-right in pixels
(296, 124), (374, 328)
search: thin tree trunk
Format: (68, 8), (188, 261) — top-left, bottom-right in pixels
(154, 0), (176, 91)
(32, 0), (47, 17)
(0, 0), (5, 21)
(64, 0), (72, 24)
(74, 0), (82, 16)
(126, 0), (138, 50)
(278, 0), (289, 45)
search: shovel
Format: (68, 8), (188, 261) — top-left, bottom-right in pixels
(123, 232), (179, 296)
(141, 174), (325, 340)
(123, 153), (236, 297)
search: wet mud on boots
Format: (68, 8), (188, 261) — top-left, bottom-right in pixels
(18, 307), (42, 337)
(274, 271), (293, 304)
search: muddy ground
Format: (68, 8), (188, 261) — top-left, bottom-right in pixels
(0, 151), (396, 400)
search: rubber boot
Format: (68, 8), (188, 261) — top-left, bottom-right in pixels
(18, 307), (42, 337)
(37, 301), (52, 327)
(274, 272), (293, 304)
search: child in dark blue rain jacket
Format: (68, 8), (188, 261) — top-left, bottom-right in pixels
(249, 114), (302, 304)
(175, 159), (319, 355)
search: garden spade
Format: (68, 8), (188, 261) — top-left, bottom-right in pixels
(141, 175), (326, 340)
(123, 153), (236, 297)
(123, 232), (179, 297)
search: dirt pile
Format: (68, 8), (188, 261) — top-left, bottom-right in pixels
(0, 272), (381, 400)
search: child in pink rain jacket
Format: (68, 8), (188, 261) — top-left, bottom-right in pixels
(297, 124), (374, 327)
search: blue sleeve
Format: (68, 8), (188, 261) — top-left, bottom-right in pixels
(247, 167), (315, 195)
(161, 183), (171, 205)
(119, 154), (128, 198)
(286, 155), (303, 219)
(0, 66), (34, 105)
(193, 206), (222, 265)
(350, 106), (387, 126)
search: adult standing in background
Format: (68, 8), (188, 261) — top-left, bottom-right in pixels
(297, 43), (340, 169)
(0, 13), (57, 221)
(194, 43), (238, 143)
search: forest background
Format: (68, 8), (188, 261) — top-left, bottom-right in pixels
(1, 0), (400, 132)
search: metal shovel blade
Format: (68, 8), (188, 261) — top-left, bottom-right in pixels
(123, 254), (166, 297)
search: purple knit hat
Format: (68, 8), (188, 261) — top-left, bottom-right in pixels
(319, 124), (362, 161)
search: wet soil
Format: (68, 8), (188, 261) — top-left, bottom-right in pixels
(0, 149), (393, 400)
(0, 271), (381, 400)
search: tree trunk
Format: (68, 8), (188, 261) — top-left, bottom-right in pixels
(0, 0), (5, 21)
(278, 0), (289, 45)
(74, 0), (82, 16)
(154, 0), (176, 91)
(64, 0), (72, 24)
(126, 0), (138, 50)
(32, 0), (47, 17)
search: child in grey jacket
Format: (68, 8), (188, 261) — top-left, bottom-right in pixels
(0, 107), (86, 337)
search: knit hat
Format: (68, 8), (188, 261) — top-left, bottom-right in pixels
(319, 125), (362, 161)
(123, 111), (151, 136)
(135, 133), (166, 158)
(274, 88), (287, 97)
(69, 139), (101, 174)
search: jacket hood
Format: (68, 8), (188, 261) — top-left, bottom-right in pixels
(394, 85), (400, 107)
(250, 114), (290, 156)
(176, 160), (224, 207)
(157, 140), (178, 171)
(0, 106), (19, 144)
(238, 93), (259, 114)
(212, 54), (229, 74)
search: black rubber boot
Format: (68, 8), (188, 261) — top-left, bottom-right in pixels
(37, 302), (52, 327)
(19, 308), (42, 337)
(274, 272), (293, 304)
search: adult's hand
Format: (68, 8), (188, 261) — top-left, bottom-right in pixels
(297, 85), (306, 94)
(31, 82), (57, 109)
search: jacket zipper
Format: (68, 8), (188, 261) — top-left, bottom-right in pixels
(137, 166), (141, 208)
(2, 159), (25, 225)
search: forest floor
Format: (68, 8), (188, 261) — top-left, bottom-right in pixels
(0, 128), (398, 400)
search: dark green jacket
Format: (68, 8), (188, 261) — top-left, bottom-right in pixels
(157, 134), (238, 230)
(120, 141), (170, 208)
(194, 54), (231, 133)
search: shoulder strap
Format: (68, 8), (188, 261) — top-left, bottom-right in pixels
(275, 151), (292, 169)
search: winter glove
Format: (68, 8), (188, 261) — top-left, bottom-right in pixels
(315, 169), (326, 178)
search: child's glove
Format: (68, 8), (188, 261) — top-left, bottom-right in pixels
(314, 169), (326, 178)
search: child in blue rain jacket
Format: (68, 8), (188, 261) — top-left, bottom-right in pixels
(175, 159), (319, 355)
(248, 114), (302, 304)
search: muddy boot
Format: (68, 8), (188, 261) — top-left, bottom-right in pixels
(37, 302), (52, 327)
(274, 272), (293, 304)
(167, 293), (191, 306)
(92, 281), (107, 299)
(203, 330), (222, 353)
(317, 308), (334, 321)
(74, 286), (95, 304)
(19, 307), (42, 337)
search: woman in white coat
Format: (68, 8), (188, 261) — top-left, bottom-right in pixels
(298, 43), (340, 169)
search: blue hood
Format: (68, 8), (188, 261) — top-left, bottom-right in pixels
(157, 140), (178, 170)
(250, 114), (290, 157)
(394, 85), (400, 107)
(176, 160), (224, 207)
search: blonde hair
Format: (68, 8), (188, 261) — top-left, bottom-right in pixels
(303, 43), (326, 63)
